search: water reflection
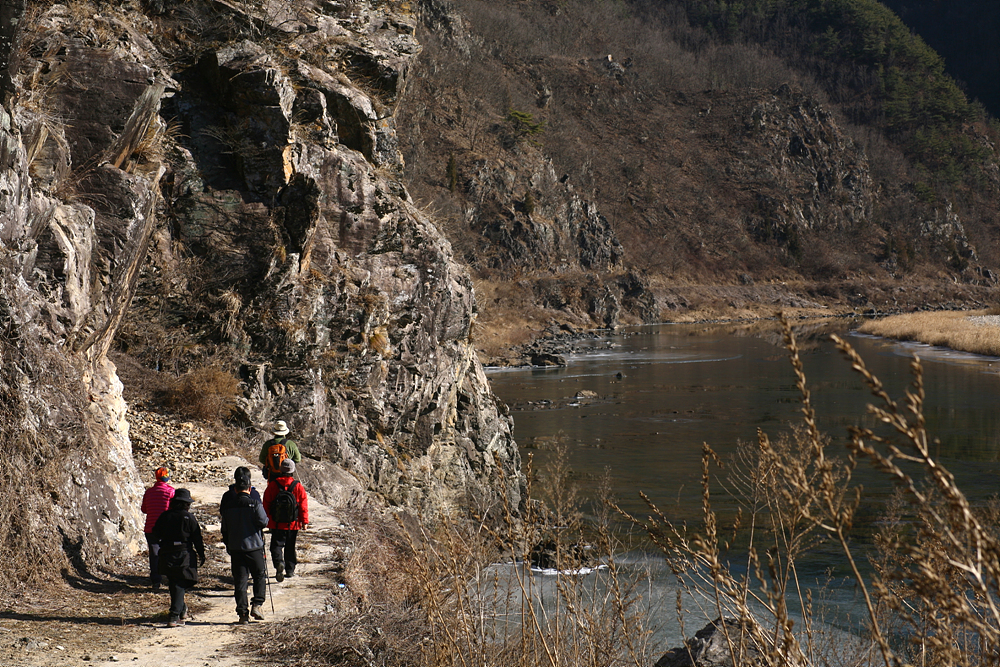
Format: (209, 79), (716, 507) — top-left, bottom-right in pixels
(489, 320), (1000, 523)
(487, 319), (1000, 647)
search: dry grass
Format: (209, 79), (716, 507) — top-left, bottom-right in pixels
(241, 450), (659, 667)
(858, 309), (1000, 357)
(619, 313), (1000, 666)
(159, 365), (242, 421)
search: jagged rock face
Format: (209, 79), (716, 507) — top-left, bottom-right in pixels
(125, 1), (523, 513)
(0, 0), (522, 574)
(734, 85), (876, 243)
(0, 19), (165, 566)
(466, 159), (625, 274)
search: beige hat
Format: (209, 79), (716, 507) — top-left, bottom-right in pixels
(273, 420), (290, 436)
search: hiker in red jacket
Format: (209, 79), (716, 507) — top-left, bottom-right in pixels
(262, 459), (308, 582)
(140, 467), (175, 591)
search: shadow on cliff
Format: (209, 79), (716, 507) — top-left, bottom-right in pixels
(54, 529), (148, 596)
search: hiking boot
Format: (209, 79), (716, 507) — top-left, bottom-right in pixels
(250, 604), (264, 620)
(275, 567), (284, 583)
(237, 614), (250, 625)
(152, 582), (160, 592)
(167, 618), (184, 628)
(285, 568), (295, 578)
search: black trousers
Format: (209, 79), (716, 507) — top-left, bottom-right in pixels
(230, 548), (267, 616)
(167, 579), (187, 620)
(145, 533), (161, 585)
(270, 529), (298, 573)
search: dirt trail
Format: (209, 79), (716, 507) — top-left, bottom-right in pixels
(92, 456), (341, 667)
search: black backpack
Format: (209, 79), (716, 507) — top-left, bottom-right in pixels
(271, 480), (299, 524)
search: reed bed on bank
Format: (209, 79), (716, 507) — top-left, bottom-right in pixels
(858, 309), (1000, 357)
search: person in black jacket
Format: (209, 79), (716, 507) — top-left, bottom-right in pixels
(152, 488), (205, 628)
(219, 467), (269, 624)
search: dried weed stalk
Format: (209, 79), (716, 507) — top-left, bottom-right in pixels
(402, 447), (659, 667)
(623, 314), (1000, 667)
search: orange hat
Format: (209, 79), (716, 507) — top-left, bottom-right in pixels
(155, 467), (170, 482)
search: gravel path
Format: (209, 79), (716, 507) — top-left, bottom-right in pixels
(1, 407), (350, 667)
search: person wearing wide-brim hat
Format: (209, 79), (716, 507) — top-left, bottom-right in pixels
(152, 488), (206, 628)
(257, 420), (302, 481)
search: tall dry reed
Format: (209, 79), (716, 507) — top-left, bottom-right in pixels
(250, 313), (1000, 667)
(621, 313), (1000, 667)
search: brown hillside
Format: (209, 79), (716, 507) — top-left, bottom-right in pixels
(398, 0), (1000, 354)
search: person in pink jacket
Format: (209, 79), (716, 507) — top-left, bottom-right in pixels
(141, 467), (175, 591)
(262, 459), (308, 581)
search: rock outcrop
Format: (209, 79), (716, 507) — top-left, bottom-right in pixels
(655, 618), (780, 667)
(0, 42), (165, 567)
(1, 0), (522, 576)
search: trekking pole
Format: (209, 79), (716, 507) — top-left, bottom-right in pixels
(263, 547), (275, 613)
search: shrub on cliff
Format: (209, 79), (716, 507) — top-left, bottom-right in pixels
(159, 366), (242, 422)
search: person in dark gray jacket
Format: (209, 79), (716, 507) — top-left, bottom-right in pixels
(219, 467), (269, 624)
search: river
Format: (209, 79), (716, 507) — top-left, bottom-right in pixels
(485, 318), (1000, 649)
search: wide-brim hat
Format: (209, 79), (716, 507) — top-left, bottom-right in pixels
(172, 488), (193, 504)
(273, 420), (290, 436)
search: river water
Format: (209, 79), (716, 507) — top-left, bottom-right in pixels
(485, 318), (1000, 647)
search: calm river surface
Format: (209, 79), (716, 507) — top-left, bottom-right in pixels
(489, 319), (1000, 521)
(486, 319), (1000, 643)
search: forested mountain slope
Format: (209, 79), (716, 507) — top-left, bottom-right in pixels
(399, 0), (1000, 356)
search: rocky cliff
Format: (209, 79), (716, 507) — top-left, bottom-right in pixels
(0, 0), (522, 578)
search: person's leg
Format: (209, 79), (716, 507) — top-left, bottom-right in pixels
(168, 578), (186, 624)
(284, 530), (298, 576)
(231, 552), (250, 619)
(145, 533), (161, 589)
(270, 530), (286, 581)
(249, 549), (267, 608)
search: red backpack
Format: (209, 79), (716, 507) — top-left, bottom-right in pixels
(266, 438), (289, 475)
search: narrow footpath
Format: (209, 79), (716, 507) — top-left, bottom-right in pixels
(93, 457), (342, 667)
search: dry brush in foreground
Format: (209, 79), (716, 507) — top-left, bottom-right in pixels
(247, 315), (1000, 667)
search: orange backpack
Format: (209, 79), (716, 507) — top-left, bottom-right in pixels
(266, 438), (289, 475)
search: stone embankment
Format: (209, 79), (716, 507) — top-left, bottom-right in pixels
(129, 409), (239, 486)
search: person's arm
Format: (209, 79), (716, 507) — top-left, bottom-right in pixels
(218, 494), (229, 550)
(253, 498), (268, 530)
(140, 488), (150, 514)
(151, 512), (165, 542)
(288, 440), (301, 462)
(262, 483), (276, 522)
(259, 440), (269, 466)
(191, 516), (206, 565)
(297, 482), (309, 526)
